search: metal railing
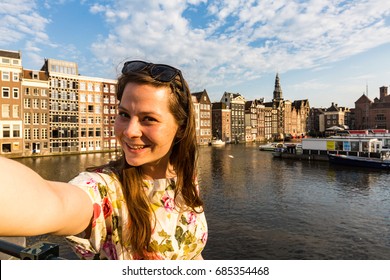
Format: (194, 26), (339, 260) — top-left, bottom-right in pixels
(0, 238), (65, 260)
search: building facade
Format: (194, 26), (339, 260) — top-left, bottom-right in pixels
(192, 90), (212, 145)
(41, 58), (79, 153)
(221, 92), (245, 143)
(21, 69), (50, 155)
(211, 102), (231, 142)
(0, 50), (23, 156)
(355, 86), (390, 130)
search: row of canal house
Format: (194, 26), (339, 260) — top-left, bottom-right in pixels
(1, 48), (310, 157)
(194, 73), (310, 144)
(0, 49), (118, 157)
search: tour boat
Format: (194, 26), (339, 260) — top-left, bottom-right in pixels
(328, 153), (390, 170)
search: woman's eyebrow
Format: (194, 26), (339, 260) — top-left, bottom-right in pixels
(117, 105), (163, 117)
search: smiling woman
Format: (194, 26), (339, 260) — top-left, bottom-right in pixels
(0, 60), (208, 260)
(115, 83), (180, 176)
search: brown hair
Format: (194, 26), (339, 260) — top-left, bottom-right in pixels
(110, 68), (203, 259)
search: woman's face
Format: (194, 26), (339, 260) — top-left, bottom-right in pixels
(114, 83), (179, 178)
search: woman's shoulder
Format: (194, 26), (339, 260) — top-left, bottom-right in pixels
(69, 168), (120, 189)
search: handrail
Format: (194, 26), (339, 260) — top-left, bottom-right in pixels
(0, 238), (65, 260)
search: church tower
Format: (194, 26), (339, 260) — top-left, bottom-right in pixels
(273, 73), (283, 102)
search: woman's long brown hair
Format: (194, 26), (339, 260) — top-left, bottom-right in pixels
(108, 69), (203, 259)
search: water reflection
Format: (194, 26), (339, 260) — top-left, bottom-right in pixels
(13, 143), (390, 259)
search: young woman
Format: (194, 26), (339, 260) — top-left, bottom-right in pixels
(0, 61), (207, 260)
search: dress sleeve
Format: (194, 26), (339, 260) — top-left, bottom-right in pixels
(65, 171), (123, 260)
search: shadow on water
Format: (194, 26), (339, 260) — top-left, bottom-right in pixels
(12, 144), (390, 259)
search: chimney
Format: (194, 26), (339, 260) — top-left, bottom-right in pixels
(380, 86), (388, 100)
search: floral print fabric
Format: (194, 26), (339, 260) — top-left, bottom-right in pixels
(65, 171), (207, 260)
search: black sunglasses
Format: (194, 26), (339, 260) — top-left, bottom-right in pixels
(121, 60), (187, 96)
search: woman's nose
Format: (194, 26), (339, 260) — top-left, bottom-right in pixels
(124, 119), (142, 138)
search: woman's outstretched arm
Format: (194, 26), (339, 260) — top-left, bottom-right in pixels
(0, 156), (93, 236)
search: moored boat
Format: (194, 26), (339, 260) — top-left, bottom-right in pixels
(259, 142), (278, 151)
(211, 139), (226, 146)
(328, 153), (390, 170)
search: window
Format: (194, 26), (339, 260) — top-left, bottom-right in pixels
(2, 143), (11, 153)
(24, 98), (31, 108)
(2, 124), (10, 137)
(33, 99), (39, 109)
(110, 85), (116, 93)
(13, 88), (19, 98)
(33, 113), (39, 124)
(13, 105), (19, 118)
(81, 128), (86, 137)
(12, 72), (19, 81)
(41, 114), (47, 124)
(2, 104), (10, 118)
(24, 113), (31, 124)
(110, 96), (116, 104)
(2, 71), (10, 81)
(42, 128), (47, 139)
(13, 125), (20, 137)
(33, 128), (39, 139)
(41, 99), (47, 109)
(2, 87), (10, 98)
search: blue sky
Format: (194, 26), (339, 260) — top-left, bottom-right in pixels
(1, 0), (390, 108)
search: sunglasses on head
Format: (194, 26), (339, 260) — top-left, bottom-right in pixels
(121, 60), (187, 96)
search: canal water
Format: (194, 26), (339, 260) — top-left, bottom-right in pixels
(14, 143), (390, 259)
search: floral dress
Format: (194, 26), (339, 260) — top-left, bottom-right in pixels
(65, 170), (207, 260)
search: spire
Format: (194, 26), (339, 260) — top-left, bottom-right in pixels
(273, 73), (283, 101)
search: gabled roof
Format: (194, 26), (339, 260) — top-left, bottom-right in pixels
(191, 89), (210, 103)
(327, 103), (339, 112)
(292, 99), (310, 109)
(245, 100), (255, 109)
(355, 94), (372, 105)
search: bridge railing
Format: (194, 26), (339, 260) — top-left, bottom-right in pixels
(0, 237), (65, 260)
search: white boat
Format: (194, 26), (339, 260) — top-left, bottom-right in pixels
(259, 142), (278, 151)
(211, 139), (226, 146)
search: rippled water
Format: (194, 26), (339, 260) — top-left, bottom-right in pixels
(14, 143), (390, 259)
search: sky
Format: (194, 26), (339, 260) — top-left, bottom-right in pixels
(1, 0), (390, 108)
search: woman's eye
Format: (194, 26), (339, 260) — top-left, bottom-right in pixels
(118, 111), (129, 118)
(143, 116), (157, 122)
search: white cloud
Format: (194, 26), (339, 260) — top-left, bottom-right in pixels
(1, 0), (390, 106)
(87, 0), (390, 93)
